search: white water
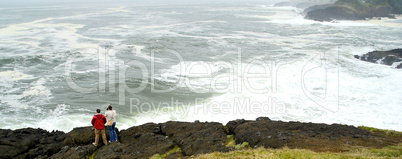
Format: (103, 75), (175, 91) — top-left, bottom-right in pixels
(0, 1), (401, 132)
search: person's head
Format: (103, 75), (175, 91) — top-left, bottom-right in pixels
(96, 109), (100, 113)
(108, 105), (112, 110)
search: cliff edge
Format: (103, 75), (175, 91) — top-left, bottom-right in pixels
(0, 117), (400, 158)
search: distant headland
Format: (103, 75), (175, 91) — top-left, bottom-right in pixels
(303, 0), (402, 22)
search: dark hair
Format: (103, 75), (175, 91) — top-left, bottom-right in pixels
(96, 109), (100, 113)
(108, 105), (112, 110)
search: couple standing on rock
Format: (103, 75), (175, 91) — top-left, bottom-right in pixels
(91, 105), (118, 146)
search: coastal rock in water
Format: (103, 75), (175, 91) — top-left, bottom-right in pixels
(354, 49), (402, 69)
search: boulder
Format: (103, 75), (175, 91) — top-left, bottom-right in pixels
(226, 119), (248, 134)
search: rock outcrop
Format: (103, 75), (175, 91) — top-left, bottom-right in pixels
(303, 0), (395, 22)
(0, 128), (65, 159)
(0, 117), (400, 158)
(227, 119), (396, 152)
(354, 49), (402, 69)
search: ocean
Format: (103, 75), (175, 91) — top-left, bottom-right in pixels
(0, 1), (401, 132)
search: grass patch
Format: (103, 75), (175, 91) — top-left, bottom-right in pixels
(346, 143), (402, 158)
(225, 135), (250, 150)
(358, 126), (402, 138)
(150, 145), (182, 159)
(196, 144), (402, 159)
(225, 135), (236, 147)
(86, 149), (98, 159)
(223, 126), (229, 134)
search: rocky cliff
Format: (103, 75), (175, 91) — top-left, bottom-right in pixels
(0, 117), (400, 159)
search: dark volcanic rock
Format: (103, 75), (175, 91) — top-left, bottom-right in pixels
(226, 119), (248, 134)
(161, 121), (230, 156)
(50, 145), (97, 159)
(95, 121), (231, 158)
(0, 118), (400, 158)
(229, 118), (395, 151)
(114, 122), (176, 158)
(0, 128), (65, 159)
(63, 126), (116, 146)
(354, 49), (402, 69)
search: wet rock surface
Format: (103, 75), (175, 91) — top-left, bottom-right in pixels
(0, 117), (400, 158)
(354, 49), (402, 69)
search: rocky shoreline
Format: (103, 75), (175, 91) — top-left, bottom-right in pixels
(355, 49), (402, 69)
(1, 117), (400, 159)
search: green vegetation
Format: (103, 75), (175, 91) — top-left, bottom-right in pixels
(146, 127), (401, 158)
(336, 0), (402, 13)
(150, 146), (182, 159)
(86, 149), (98, 159)
(225, 135), (251, 150)
(223, 126), (229, 134)
(196, 144), (402, 159)
(196, 126), (402, 158)
(359, 126), (402, 138)
(366, 0), (402, 13)
(336, 0), (370, 11)
(225, 135), (236, 147)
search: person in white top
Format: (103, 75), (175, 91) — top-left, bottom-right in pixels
(105, 105), (118, 142)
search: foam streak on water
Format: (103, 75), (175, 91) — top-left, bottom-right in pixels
(0, 2), (401, 132)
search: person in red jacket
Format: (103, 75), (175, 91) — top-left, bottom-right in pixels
(91, 109), (107, 146)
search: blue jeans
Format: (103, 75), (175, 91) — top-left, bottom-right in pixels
(108, 122), (118, 142)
